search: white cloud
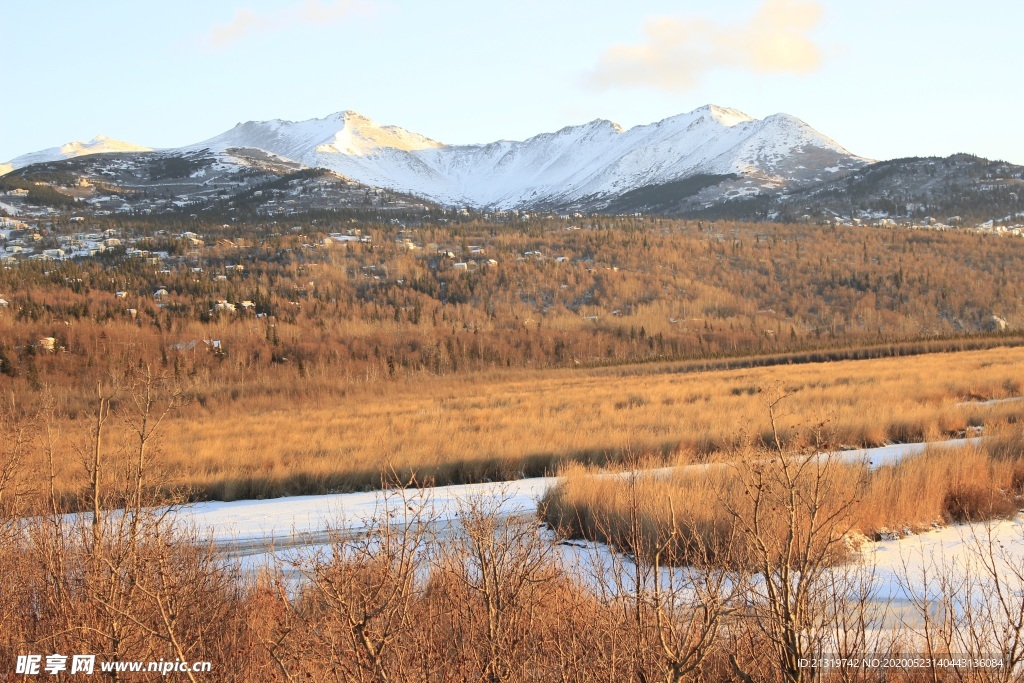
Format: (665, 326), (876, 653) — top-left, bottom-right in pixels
(587, 0), (824, 92)
(202, 0), (376, 48)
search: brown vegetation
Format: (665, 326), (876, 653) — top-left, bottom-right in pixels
(5, 216), (1024, 503)
(6, 216), (1024, 405)
(2, 406), (1021, 682)
(22, 344), (1019, 505)
(3, 217), (1024, 678)
(541, 418), (1024, 569)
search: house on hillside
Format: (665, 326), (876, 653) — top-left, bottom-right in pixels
(153, 288), (169, 301)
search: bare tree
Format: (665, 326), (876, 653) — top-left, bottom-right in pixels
(31, 362), (201, 680)
(725, 387), (864, 683)
(120, 363), (187, 524)
(963, 522), (1024, 680)
(933, 520), (1024, 683)
(0, 396), (37, 666)
(278, 477), (436, 683)
(819, 554), (898, 683)
(585, 473), (740, 683)
(435, 493), (560, 683)
(86, 379), (117, 547)
(0, 393), (32, 516)
(894, 544), (962, 683)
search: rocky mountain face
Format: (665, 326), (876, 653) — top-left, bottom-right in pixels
(0, 146), (430, 219)
(681, 154), (1024, 223)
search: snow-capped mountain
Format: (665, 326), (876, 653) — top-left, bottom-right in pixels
(188, 105), (867, 209)
(4, 136), (152, 173)
(2, 106), (869, 211)
(190, 110), (444, 160)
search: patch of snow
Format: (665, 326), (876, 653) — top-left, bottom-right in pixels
(955, 396), (1022, 407)
(864, 514), (1024, 629)
(191, 477), (555, 549)
(187, 438), (979, 551)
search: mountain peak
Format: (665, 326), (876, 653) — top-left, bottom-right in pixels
(761, 112), (807, 127)
(755, 112), (866, 159)
(316, 111), (443, 156)
(333, 110), (372, 123)
(3, 136), (152, 171)
(586, 118), (623, 133)
(56, 137), (151, 156)
(692, 104), (755, 126)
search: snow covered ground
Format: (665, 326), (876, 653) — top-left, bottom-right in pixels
(176, 434), (1024, 656)
(183, 437), (981, 562)
(868, 514), (1024, 604)
(192, 476), (555, 557)
(551, 514), (1024, 624)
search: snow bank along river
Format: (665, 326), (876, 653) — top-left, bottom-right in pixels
(168, 434), (1024, 653)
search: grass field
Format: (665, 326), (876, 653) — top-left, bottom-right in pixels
(43, 343), (1021, 503)
(541, 430), (1024, 567)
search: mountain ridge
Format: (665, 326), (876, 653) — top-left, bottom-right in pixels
(2, 105), (869, 211)
(194, 105), (868, 209)
(5, 136), (152, 172)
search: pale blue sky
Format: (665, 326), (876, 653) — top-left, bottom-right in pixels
(2, 0), (1022, 163)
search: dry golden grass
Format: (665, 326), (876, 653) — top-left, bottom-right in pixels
(37, 344), (1024, 502)
(857, 430), (1024, 532)
(541, 424), (1024, 567)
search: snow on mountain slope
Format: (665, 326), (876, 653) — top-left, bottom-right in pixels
(4, 105), (868, 209)
(193, 110), (443, 160)
(6, 136), (152, 170)
(189, 105), (866, 209)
